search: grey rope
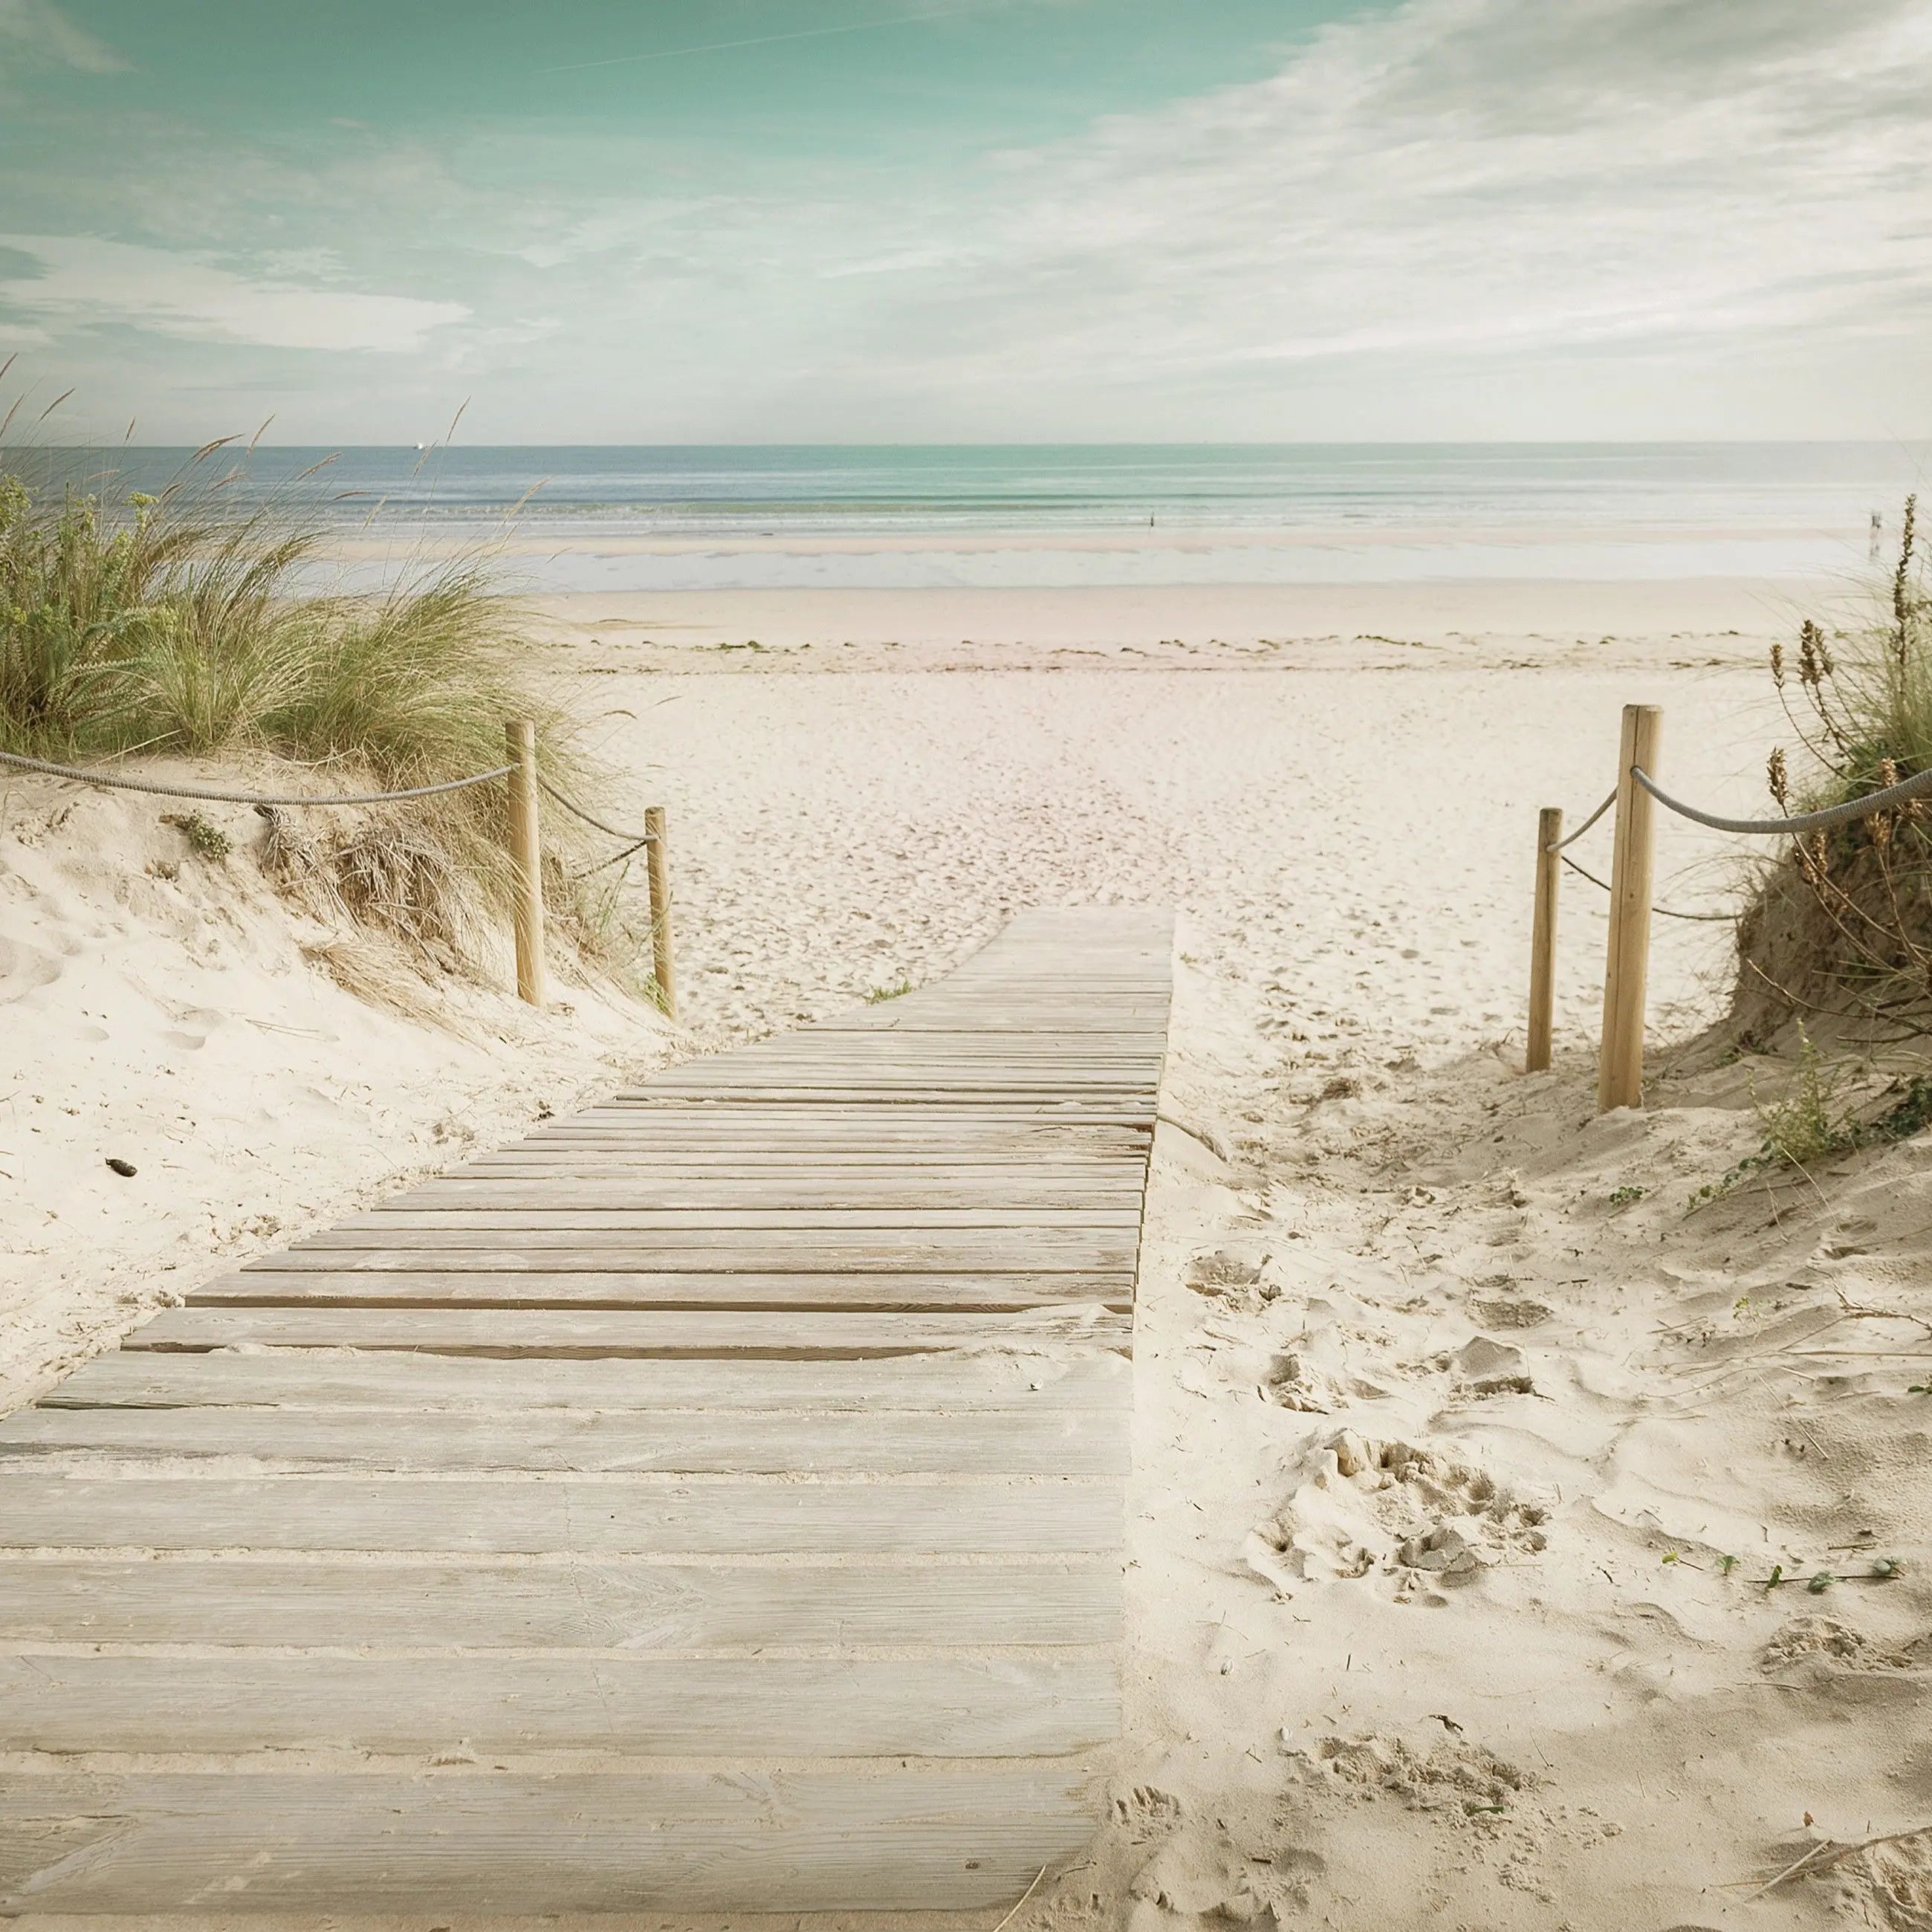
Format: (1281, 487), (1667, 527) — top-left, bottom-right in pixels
(1549, 788), (1617, 851)
(1631, 762), (1932, 837)
(538, 775), (656, 844)
(1558, 852), (1738, 924)
(0, 747), (513, 806)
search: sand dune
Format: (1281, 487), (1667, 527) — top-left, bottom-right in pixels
(6, 580), (1928, 1928)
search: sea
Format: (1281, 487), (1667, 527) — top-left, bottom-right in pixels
(18, 443), (1929, 591)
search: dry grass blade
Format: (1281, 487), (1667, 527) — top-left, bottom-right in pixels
(1743, 1820), (1932, 1899)
(1737, 493), (1932, 1047)
(1, 433), (657, 993)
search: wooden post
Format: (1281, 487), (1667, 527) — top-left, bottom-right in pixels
(1526, 805), (1562, 1073)
(505, 719), (545, 1008)
(1596, 704), (1662, 1112)
(646, 804), (676, 1020)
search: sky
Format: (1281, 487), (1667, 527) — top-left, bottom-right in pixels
(0, 0), (1928, 444)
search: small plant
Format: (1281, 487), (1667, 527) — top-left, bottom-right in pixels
(1869, 1073), (1932, 1142)
(865, 978), (914, 1004)
(1688, 1031), (1859, 1208)
(1873, 1557), (1903, 1579)
(1807, 1571), (1835, 1595)
(162, 808), (230, 860)
(1719, 1554), (1740, 1575)
(1608, 1184), (1646, 1207)
(1757, 1031), (1858, 1167)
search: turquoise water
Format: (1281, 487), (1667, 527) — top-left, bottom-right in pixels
(20, 443), (1928, 586)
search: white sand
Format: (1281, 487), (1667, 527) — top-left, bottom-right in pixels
(0, 768), (671, 1413)
(8, 573), (1931, 1928)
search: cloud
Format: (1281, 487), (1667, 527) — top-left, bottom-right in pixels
(0, 236), (470, 352)
(0, 0), (126, 74)
(858, 0), (1932, 400)
(0, 0), (1925, 438)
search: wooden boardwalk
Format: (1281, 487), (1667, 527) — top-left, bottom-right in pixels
(0, 907), (1173, 1916)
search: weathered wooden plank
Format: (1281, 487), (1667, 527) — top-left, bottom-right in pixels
(704, 1049), (1161, 1059)
(0, 1653), (1118, 1759)
(377, 1185), (1143, 1211)
(545, 1112), (1150, 1131)
(0, 1771), (1092, 1914)
(459, 1146), (1150, 1161)
(0, 1404), (1129, 1476)
(42, 1349), (1132, 1413)
(502, 1139), (1141, 1150)
(0, 906), (1169, 1917)
(696, 1064), (1161, 1078)
(456, 1170), (1139, 1187)
(273, 1232), (1140, 1269)
(0, 1556), (1122, 1647)
(609, 1096), (1157, 1115)
(655, 1092), (1150, 1104)
(126, 1306), (1135, 1356)
(366, 1207), (1144, 1229)
(195, 1270), (1135, 1312)
(292, 1221), (1135, 1248)
(0, 1474), (1127, 1555)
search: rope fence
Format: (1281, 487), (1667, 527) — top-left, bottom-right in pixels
(1631, 761), (1932, 837)
(1526, 704), (1925, 1110)
(0, 747), (513, 806)
(538, 775), (658, 846)
(1555, 853), (1737, 924)
(1, 729), (676, 1020)
(1549, 788), (1616, 849)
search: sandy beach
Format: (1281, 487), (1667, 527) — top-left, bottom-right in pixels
(10, 0), (1929, 1910)
(7, 571), (1931, 1928)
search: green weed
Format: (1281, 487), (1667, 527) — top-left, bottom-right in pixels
(161, 808), (230, 859)
(1688, 1031), (1861, 1208)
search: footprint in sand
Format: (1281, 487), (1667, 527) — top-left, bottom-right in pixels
(1290, 1731), (1534, 1815)
(1471, 1296), (1553, 1329)
(1253, 1429), (1549, 1588)
(1760, 1615), (1918, 1675)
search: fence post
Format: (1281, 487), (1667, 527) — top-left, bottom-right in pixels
(505, 719), (546, 1008)
(1526, 805), (1562, 1072)
(1596, 704), (1662, 1112)
(646, 804), (676, 1020)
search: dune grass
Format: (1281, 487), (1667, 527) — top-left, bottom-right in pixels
(0, 459), (554, 777)
(1735, 495), (1932, 1039)
(0, 447), (638, 987)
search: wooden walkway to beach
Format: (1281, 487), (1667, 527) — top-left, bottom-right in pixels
(0, 907), (1172, 1916)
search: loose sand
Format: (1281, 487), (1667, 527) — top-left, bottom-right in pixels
(7, 572), (1931, 1928)
(0, 771), (671, 1415)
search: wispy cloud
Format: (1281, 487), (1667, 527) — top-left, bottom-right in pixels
(860, 0), (1932, 399)
(1, 0), (1925, 438)
(0, 236), (469, 352)
(0, 0), (126, 74)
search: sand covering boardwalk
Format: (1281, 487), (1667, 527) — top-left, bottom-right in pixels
(0, 907), (1173, 1916)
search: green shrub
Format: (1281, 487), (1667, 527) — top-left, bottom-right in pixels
(1736, 494), (1932, 1037)
(0, 449), (641, 985)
